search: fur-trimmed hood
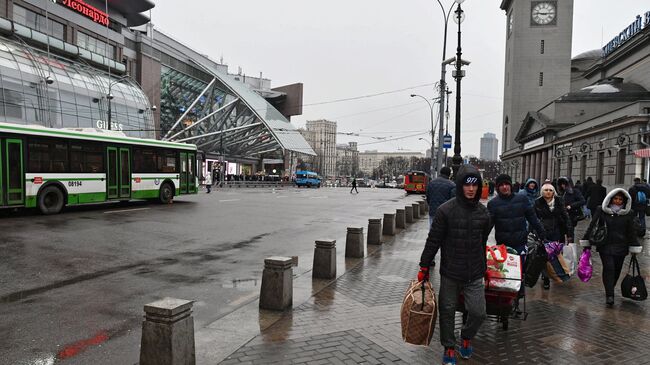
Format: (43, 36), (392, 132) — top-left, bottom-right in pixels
(601, 188), (632, 215)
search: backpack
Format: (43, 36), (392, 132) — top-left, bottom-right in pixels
(638, 190), (648, 205)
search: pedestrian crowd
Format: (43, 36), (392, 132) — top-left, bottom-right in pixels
(419, 168), (646, 365)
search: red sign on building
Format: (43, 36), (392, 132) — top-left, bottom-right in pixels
(57, 0), (110, 26)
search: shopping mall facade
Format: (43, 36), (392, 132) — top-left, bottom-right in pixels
(0, 0), (314, 178)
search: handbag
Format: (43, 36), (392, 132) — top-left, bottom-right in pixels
(401, 280), (437, 345)
(621, 255), (648, 301)
(588, 213), (607, 246)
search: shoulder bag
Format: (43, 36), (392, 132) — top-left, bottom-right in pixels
(588, 212), (607, 247)
(621, 255), (647, 301)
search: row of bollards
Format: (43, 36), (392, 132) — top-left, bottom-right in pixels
(139, 199), (428, 365)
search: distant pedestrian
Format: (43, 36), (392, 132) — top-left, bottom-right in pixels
(557, 177), (586, 228)
(583, 189), (640, 307)
(425, 166), (455, 227)
(418, 165), (491, 365)
(518, 178), (540, 206)
(512, 182), (520, 193)
(350, 178), (359, 194)
(586, 179), (607, 214)
(628, 177), (650, 235)
(488, 180), (495, 196)
(204, 173), (212, 193)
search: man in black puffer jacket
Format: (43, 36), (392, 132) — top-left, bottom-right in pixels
(418, 165), (491, 364)
(425, 166), (455, 227)
(488, 174), (546, 252)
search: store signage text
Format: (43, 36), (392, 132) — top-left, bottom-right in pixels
(96, 120), (123, 131)
(602, 11), (650, 56)
(523, 136), (544, 150)
(55, 0), (110, 26)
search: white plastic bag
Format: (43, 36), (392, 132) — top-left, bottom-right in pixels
(562, 242), (579, 277)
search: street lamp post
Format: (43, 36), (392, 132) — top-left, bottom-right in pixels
(434, 0), (462, 178)
(451, 1), (466, 177)
(106, 75), (131, 130)
(410, 94), (435, 177)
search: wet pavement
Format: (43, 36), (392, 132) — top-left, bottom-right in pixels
(219, 215), (650, 365)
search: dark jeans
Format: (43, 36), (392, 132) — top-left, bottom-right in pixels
(438, 275), (486, 348)
(599, 253), (626, 297)
(350, 186), (358, 193)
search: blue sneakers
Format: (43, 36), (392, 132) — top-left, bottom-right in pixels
(459, 339), (473, 359)
(442, 347), (456, 365)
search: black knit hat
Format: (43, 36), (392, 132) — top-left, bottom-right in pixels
(495, 174), (512, 186)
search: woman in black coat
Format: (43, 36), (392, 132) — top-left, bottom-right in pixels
(534, 182), (573, 289)
(583, 188), (640, 307)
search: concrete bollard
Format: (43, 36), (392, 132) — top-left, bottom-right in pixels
(259, 256), (293, 310)
(405, 205), (414, 223)
(412, 203), (421, 219)
(140, 297), (196, 365)
(345, 227), (365, 258)
(422, 198), (429, 212)
(313, 240), (336, 279)
(383, 213), (396, 236)
(396, 209), (406, 229)
(367, 218), (382, 245)
(418, 200), (426, 216)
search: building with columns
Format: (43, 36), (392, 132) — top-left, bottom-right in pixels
(500, 1), (650, 187)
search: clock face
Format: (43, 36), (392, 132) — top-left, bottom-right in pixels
(531, 2), (556, 25)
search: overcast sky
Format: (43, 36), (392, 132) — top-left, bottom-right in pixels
(152, 0), (649, 157)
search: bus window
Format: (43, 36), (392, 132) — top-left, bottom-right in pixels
(70, 142), (103, 173)
(28, 138), (68, 173)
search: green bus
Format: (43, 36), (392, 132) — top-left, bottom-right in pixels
(0, 121), (198, 215)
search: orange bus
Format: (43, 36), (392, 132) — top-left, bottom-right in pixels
(404, 171), (428, 194)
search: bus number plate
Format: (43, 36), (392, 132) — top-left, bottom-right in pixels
(68, 181), (83, 187)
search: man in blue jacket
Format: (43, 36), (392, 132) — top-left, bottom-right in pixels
(425, 166), (455, 227)
(488, 174), (546, 310)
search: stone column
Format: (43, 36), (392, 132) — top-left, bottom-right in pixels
(405, 205), (414, 223)
(417, 201), (426, 216)
(412, 203), (421, 219)
(396, 208), (406, 229)
(530, 152), (537, 181)
(367, 218), (382, 245)
(259, 256), (293, 310)
(345, 227), (364, 258)
(140, 298), (195, 365)
(541, 149), (548, 181)
(382, 213), (396, 236)
(523, 154), (530, 182)
(312, 240), (336, 279)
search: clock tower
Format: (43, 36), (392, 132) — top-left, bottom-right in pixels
(500, 0), (573, 156)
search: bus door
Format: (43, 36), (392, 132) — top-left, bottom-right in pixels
(179, 152), (197, 194)
(106, 146), (131, 199)
(0, 138), (24, 206)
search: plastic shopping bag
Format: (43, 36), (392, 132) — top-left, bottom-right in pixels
(577, 248), (592, 282)
(562, 242), (579, 276)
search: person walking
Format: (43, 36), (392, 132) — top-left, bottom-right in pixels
(628, 177), (650, 235)
(583, 189), (640, 307)
(425, 166), (455, 227)
(586, 179), (607, 215)
(519, 178), (540, 206)
(418, 165), (491, 365)
(557, 177), (586, 228)
(204, 172), (213, 193)
(488, 174), (546, 310)
(350, 178), (359, 194)
(534, 182), (573, 289)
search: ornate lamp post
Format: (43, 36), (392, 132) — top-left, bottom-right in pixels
(450, 1), (467, 177)
(410, 94), (436, 177)
(106, 74), (131, 130)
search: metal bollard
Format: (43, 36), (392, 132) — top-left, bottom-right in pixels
(412, 203), (421, 219)
(140, 298), (196, 365)
(345, 227), (365, 258)
(405, 205), (414, 223)
(259, 256), (293, 310)
(367, 218), (382, 245)
(383, 213), (396, 236)
(418, 200), (426, 216)
(313, 240), (336, 279)
(396, 208), (406, 229)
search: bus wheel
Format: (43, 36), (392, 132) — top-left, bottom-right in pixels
(38, 186), (65, 215)
(159, 183), (174, 204)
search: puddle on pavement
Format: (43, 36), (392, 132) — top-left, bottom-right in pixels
(222, 278), (259, 288)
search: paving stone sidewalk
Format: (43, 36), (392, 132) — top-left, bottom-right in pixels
(219, 217), (650, 365)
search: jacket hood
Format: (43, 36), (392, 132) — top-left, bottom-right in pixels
(602, 188), (632, 215)
(524, 178), (539, 194)
(557, 176), (573, 193)
(455, 165), (483, 205)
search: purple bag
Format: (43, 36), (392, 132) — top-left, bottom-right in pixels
(544, 241), (565, 260)
(577, 248), (593, 282)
